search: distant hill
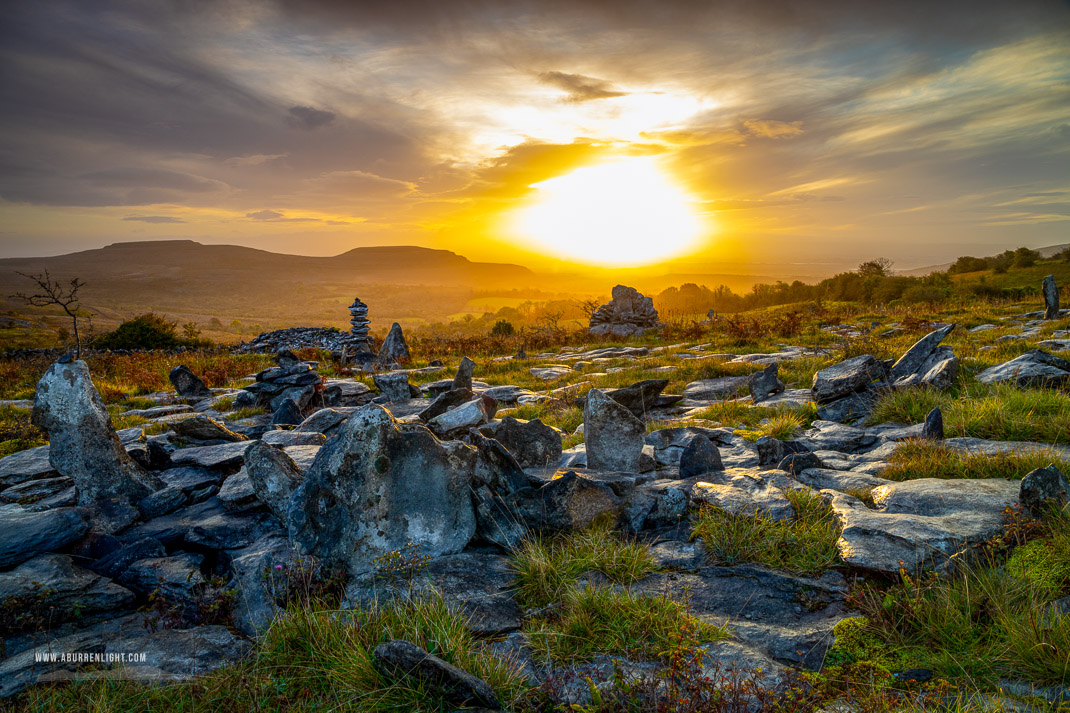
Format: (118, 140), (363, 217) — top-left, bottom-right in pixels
(898, 243), (1070, 276)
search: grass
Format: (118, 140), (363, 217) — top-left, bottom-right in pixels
(228, 406), (267, 420)
(525, 585), (728, 665)
(691, 399), (816, 431)
(0, 406), (46, 458)
(735, 409), (810, 442)
(882, 440), (1070, 481)
(11, 594), (528, 713)
(868, 383), (1070, 444)
(510, 523), (658, 609)
(691, 489), (842, 575)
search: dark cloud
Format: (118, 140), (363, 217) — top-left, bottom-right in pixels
(246, 209), (286, 221)
(286, 106), (337, 130)
(537, 71), (627, 102)
(85, 168), (224, 193)
(121, 215), (186, 223)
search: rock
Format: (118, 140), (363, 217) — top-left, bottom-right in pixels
(217, 469), (257, 510)
(372, 639), (500, 710)
(137, 485), (188, 519)
(778, 452), (823, 474)
(227, 533), (301, 636)
(157, 466), (221, 493)
(976, 349), (1070, 387)
(119, 552), (206, 602)
(829, 478), (1020, 573)
(271, 399), (304, 426)
(286, 404), (476, 576)
(1020, 466), (1069, 517)
(261, 430), (326, 447)
(0, 476), (74, 504)
(244, 441), (304, 522)
(811, 355), (887, 404)
(427, 397), (495, 437)
(749, 363), (785, 402)
(888, 325), (955, 382)
(691, 472), (795, 522)
(491, 417), (562, 469)
(378, 322), (411, 366)
(679, 436), (723, 476)
(171, 414), (247, 442)
(754, 437), (808, 468)
(588, 285), (661, 337)
(346, 296), (373, 351)
(680, 376), (749, 406)
(31, 360), (162, 512)
(0, 445), (56, 487)
(90, 536), (166, 580)
(604, 379), (669, 417)
(513, 470), (621, 533)
(418, 387), (474, 422)
(922, 407), (944, 440)
(0, 507), (90, 569)
(452, 356), (476, 391)
(1044, 274), (1060, 320)
(529, 366), (572, 381)
(168, 365), (212, 399)
(0, 554), (134, 621)
(584, 388), (645, 473)
(373, 372), (415, 402)
(294, 407), (353, 434)
(186, 506), (278, 550)
(917, 355), (958, 389)
(815, 390), (877, 423)
(169, 441), (252, 469)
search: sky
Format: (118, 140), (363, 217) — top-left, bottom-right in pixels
(1, 0), (1068, 272)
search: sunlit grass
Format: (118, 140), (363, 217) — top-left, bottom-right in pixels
(883, 440), (1070, 481)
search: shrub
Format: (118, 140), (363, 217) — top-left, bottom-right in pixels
(93, 313), (203, 350)
(491, 319), (515, 336)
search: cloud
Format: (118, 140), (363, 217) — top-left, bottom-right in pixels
(121, 215), (186, 223)
(742, 118), (804, 139)
(286, 106), (336, 130)
(537, 71), (628, 103)
(246, 209), (285, 221)
(84, 168), (225, 193)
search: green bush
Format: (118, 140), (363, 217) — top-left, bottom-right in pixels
(93, 313), (207, 350)
(490, 319), (515, 336)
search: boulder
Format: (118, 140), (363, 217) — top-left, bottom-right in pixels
(778, 452), (823, 474)
(584, 388), (645, 473)
(244, 441), (304, 522)
(604, 379), (669, 417)
(749, 363), (785, 402)
(137, 485), (188, 519)
(692, 476), (795, 522)
(0, 507), (90, 569)
(513, 470), (621, 533)
(1019, 466), (1069, 517)
(261, 430), (326, 447)
(815, 390), (877, 423)
(1043, 274), (1060, 320)
(427, 397), (495, 437)
(227, 533), (302, 637)
(286, 404), (476, 576)
(271, 399), (304, 426)
(171, 414), (247, 443)
(373, 372), (415, 402)
(0, 445), (56, 487)
(372, 639), (500, 710)
(679, 436), (723, 477)
(888, 325), (955, 382)
(0, 476), (74, 504)
(976, 349), (1070, 387)
(452, 356), (476, 391)
(118, 553), (206, 603)
(31, 360), (162, 511)
(491, 417), (562, 469)
(811, 355), (886, 404)
(168, 365), (212, 399)
(217, 469), (257, 510)
(377, 322), (411, 366)
(418, 387), (473, 423)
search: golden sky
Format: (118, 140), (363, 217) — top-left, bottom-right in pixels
(1, 0), (1069, 272)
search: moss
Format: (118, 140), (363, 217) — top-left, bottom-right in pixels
(1006, 538), (1070, 599)
(825, 617), (912, 672)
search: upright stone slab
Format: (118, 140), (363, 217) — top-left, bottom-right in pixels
(378, 322), (411, 366)
(584, 388), (645, 472)
(889, 324), (955, 382)
(452, 356), (476, 391)
(32, 359), (162, 509)
(286, 404), (476, 576)
(1043, 274), (1060, 320)
(169, 365), (212, 399)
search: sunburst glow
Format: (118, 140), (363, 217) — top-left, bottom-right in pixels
(511, 157), (706, 266)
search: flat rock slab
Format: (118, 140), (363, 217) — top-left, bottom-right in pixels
(635, 565), (852, 669)
(0, 506), (90, 569)
(0, 554), (134, 620)
(169, 441), (252, 469)
(0, 445), (56, 486)
(680, 377), (749, 406)
(829, 478), (1020, 573)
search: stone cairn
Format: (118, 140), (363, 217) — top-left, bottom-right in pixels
(588, 285), (662, 338)
(347, 297), (372, 350)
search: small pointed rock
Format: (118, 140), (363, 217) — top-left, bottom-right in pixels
(922, 407), (944, 440)
(679, 436), (723, 477)
(1043, 274), (1060, 320)
(452, 356), (476, 391)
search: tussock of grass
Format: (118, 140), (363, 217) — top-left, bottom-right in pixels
(526, 585), (727, 665)
(510, 523), (657, 609)
(0, 406), (46, 457)
(869, 383), (1070, 444)
(691, 489), (841, 575)
(14, 595), (528, 713)
(735, 409), (810, 442)
(228, 406), (267, 420)
(883, 440), (1070, 481)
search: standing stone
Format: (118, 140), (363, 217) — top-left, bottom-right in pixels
(1043, 275), (1060, 320)
(922, 408), (944, 440)
(32, 360), (162, 510)
(169, 365), (212, 399)
(679, 436), (723, 477)
(1020, 466), (1069, 517)
(888, 325), (955, 382)
(584, 388), (645, 472)
(378, 323), (411, 366)
(749, 363), (785, 403)
(286, 404), (476, 576)
(452, 356), (476, 391)
(244, 441), (304, 522)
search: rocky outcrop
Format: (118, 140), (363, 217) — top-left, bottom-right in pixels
(286, 404), (477, 575)
(976, 349), (1070, 387)
(584, 388), (645, 472)
(241, 355), (323, 413)
(31, 359), (162, 513)
(588, 285), (661, 337)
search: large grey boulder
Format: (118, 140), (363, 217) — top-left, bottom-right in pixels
(286, 404), (476, 576)
(31, 360), (162, 510)
(491, 417), (562, 469)
(373, 372), (415, 402)
(244, 441), (305, 522)
(888, 325), (955, 382)
(0, 507), (90, 569)
(976, 349), (1070, 387)
(584, 388), (645, 472)
(829, 478), (1020, 573)
(169, 365), (212, 399)
(811, 355), (886, 404)
(513, 470), (621, 533)
(377, 322), (411, 366)
(1043, 274), (1060, 320)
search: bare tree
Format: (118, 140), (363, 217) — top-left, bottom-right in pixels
(12, 271), (89, 357)
(578, 298), (602, 320)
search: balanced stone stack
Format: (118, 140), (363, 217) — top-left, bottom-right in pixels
(588, 285), (662, 338)
(237, 352), (323, 417)
(347, 297), (372, 351)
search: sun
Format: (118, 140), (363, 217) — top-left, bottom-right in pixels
(510, 156), (706, 266)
